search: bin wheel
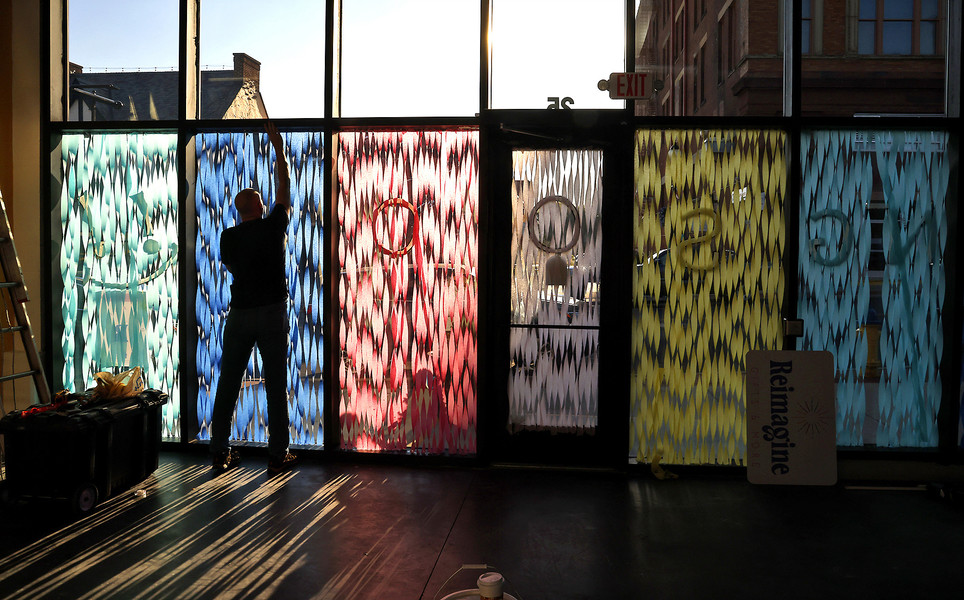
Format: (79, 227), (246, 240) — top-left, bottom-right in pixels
(71, 483), (99, 514)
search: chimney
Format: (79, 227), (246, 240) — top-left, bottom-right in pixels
(233, 53), (261, 86)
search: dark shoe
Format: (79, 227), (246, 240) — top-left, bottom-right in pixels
(212, 448), (241, 474)
(267, 451), (299, 474)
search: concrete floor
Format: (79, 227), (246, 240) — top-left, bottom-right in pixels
(1, 450), (963, 599)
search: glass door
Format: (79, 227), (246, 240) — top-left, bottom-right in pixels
(508, 149), (602, 431)
(485, 114), (628, 466)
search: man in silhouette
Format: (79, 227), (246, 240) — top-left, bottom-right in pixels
(210, 122), (298, 474)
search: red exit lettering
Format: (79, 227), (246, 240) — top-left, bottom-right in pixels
(609, 72), (649, 99)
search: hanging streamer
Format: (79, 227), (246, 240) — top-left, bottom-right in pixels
(631, 129), (787, 465)
(195, 130), (325, 447)
(336, 130), (479, 454)
(59, 132), (180, 439)
(799, 130), (947, 448)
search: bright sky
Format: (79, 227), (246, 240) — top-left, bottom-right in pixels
(68, 0), (625, 118)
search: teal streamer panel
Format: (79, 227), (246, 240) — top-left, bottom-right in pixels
(799, 130), (948, 447)
(59, 133), (180, 439)
(195, 131), (324, 447)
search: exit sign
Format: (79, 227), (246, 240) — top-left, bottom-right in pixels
(598, 72), (652, 100)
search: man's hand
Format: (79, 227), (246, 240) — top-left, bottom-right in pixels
(265, 121), (291, 213)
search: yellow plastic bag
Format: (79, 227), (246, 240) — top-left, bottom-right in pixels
(91, 367), (145, 401)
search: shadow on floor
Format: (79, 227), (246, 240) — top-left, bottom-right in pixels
(1, 451), (963, 599)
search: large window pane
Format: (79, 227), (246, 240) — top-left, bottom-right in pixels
(631, 129), (788, 465)
(195, 130), (325, 448)
(858, 22), (876, 54)
(799, 130), (949, 448)
(636, 1), (783, 116)
(509, 149), (602, 432)
(882, 22), (913, 54)
(883, 0), (914, 19)
(920, 22), (937, 54)
(805, 0), (949, 115)
(56, 133), (180, 438)
(67, 1), (178, 121)
(340, 1), (479, 117)
(492, 0), (623, 110)
(337, 130), (478, 454)
(200, 0), (325, 119)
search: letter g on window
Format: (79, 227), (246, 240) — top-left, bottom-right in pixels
(807, 209), (853, 267)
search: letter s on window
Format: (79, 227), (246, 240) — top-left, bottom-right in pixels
(678, 207), (722, 271)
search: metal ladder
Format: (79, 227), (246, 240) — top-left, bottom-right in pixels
(0, 190), (50, 411)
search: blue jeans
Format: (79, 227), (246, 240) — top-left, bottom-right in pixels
(210, 301), (290, 459)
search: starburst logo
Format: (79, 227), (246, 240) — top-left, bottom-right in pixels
(792, 396), (833, 440)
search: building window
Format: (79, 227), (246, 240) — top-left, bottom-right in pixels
(663, 42), (670, 84)
(920, 0), (940, 53)
(693, 45), (706, 113)
(675, 10), (684, 56)
(698, 46), (706, 105)
(693, 0), (703, 31)
(660, 42), (670, 80)
(780, 0), (819, 56)
(858, 0), (941, 56)
(727, 6), (737, 73)
(693, 49), (700, 111)
(717, 19), (724, 84)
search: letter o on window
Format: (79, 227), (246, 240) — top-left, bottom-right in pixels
(373, 197), (419, 258)
(527, 195), (581, 254)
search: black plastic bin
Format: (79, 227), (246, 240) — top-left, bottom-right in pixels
(0, 389), (167, 514)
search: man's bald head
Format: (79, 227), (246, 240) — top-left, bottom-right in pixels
(235, 188), (264, 221)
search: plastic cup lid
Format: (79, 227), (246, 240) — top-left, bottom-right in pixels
(477, 572), (504, 596)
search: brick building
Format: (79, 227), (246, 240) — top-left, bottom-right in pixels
(637, 0), (947, 116)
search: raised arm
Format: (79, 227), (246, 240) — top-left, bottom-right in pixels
(265, 121), (291, 214)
